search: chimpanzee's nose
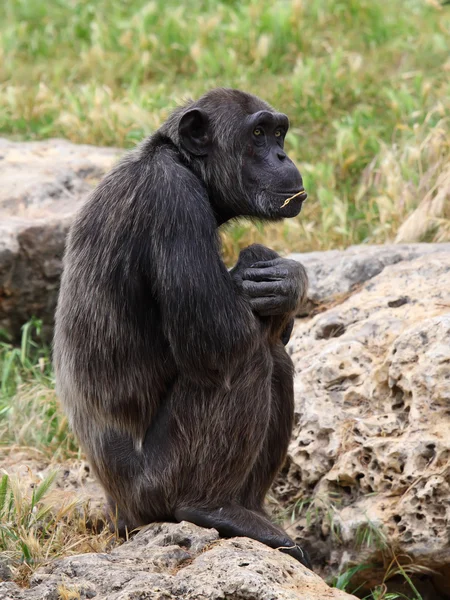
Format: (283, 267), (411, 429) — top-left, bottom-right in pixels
(277, 151), (286, 161)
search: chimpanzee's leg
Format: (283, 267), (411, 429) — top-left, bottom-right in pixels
(231, 342), (312, 569)
(169, 345), (311, 569)
(114, 345), (307, 567)
(239, 343), (295, 510)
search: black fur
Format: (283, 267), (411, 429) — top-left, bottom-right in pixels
(54, 88), (310, 568)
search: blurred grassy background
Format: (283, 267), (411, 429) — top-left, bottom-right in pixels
(1, 0), (449, 258)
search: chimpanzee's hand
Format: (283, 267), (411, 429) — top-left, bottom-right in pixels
(241, 258), (308, 317)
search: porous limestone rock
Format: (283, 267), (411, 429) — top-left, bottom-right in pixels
(280, 250), (450, 596)
(289, 242), (450, 311)
(0, 521), (357, 600)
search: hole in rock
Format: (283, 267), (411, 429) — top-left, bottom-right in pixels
(317, 431), (330, 443)
(392, 400), (404, 410)
(315, 321), (346, 340)
(361, 454), (371, 466)
(433, 505), (446, 516)
(388, 296), (409, 308)
(420, 444), (437, 463)
(420, 331), (429, 344)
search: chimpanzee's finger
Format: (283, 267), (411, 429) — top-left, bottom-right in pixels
(242, 280), (289, 298)
(248, 296), (286, 316)
(243, 266), (289, 282)
(249, 259), (278, 269)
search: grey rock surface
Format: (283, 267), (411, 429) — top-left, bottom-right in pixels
(289, 242), (450, 309)
(0, 138), (121, 340)
(0, 522), (357, 600)
(280, 250), (450, 596)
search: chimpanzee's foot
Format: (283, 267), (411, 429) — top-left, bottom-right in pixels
(175, 503), (312, 569)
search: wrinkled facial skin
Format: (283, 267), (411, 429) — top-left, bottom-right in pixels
(241, 110), (306, 220)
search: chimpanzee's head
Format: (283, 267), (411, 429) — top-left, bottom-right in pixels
(167, 88), (307, 223)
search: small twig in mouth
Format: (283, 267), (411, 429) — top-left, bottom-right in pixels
(280, 190), (306, 208)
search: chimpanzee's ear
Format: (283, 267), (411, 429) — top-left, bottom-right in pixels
(178, 109), (211, 156)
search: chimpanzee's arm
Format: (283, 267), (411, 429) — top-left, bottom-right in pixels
(149, 152), (259, 380)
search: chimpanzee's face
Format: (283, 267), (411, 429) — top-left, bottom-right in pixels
(176, 97), (307, 223)
(241, 110), (306, 220)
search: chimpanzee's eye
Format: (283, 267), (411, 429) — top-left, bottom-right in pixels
(253, 127), (262, 136)
(274, 129), (282, 137)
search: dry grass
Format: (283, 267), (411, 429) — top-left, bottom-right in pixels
(0, 470), (116, 587)
(0, 321), (114, 587)
(1, 385), (77, 460)
(356, 116), (450, 245)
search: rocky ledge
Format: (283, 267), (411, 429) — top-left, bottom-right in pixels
(282, 247), (450, 598)
(0, 522), (356, 600)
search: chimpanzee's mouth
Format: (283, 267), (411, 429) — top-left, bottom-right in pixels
(285, 189), (307, 197)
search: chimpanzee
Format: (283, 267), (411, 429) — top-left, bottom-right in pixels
(54, 88), (311, 568)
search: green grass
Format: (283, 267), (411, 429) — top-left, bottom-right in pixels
(0, 319), (77, 458)
(1, 0), (450, 256)
(0, 318), (50, 399)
